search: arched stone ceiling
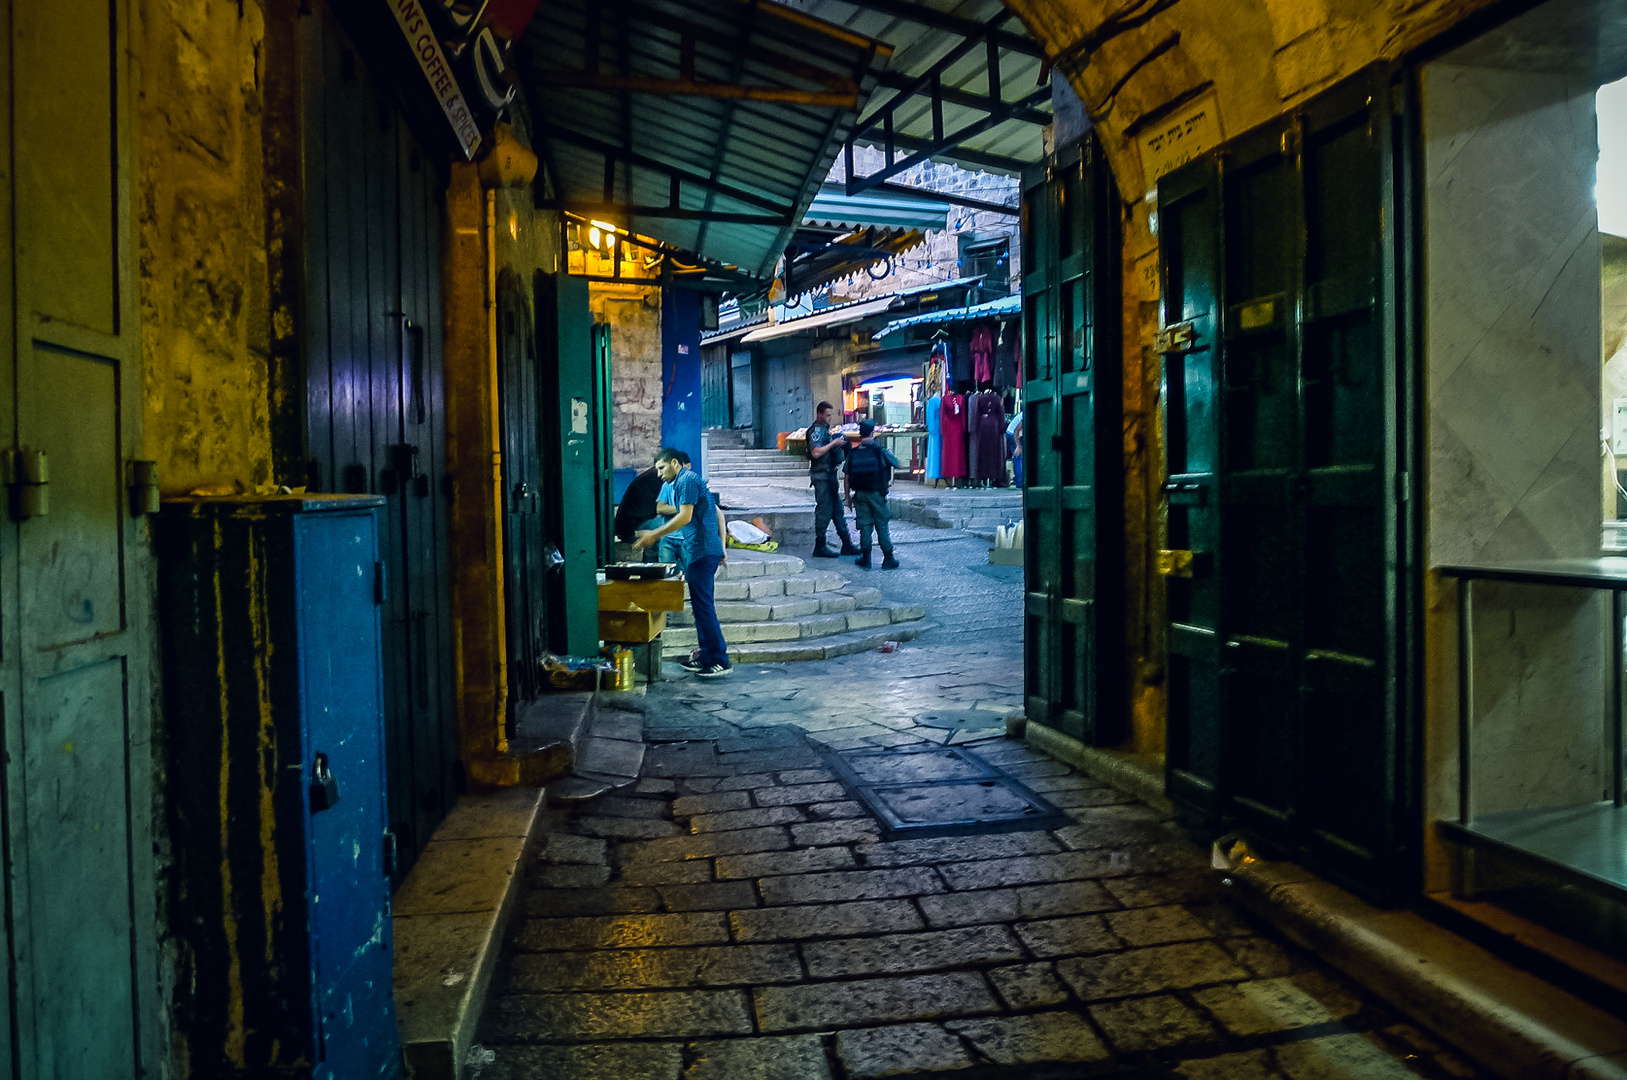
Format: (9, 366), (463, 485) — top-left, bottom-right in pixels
(1000, 0), (1503, 200)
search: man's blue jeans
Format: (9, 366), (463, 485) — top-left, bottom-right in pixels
(686, 554), (729, 668)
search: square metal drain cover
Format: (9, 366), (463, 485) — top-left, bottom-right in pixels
(823, 745), (1067, 837)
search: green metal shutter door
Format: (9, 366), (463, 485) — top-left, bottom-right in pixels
(1157, 65), (1413, 901)
(1023, 137), (1125, 745)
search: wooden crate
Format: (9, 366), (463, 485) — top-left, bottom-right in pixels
(598, 606), (668, 643)
(598, 576), (686, 613)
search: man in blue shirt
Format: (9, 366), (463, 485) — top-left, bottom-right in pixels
(633, 447), (731, 677)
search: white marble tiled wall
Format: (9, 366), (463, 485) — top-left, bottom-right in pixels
(1423, 63), (1609, 825)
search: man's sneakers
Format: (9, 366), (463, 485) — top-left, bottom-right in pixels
(676, 656), (705, 673)
(881, 554), (900, 569)
(695, 663), (733, 679)
(812, 545), (839, 559)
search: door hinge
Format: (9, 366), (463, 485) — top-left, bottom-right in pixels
(4, 448), (48, 518)
(374, 561), (387, 606)
(126, 459), (160, 516)
(382, 830), (399, 879)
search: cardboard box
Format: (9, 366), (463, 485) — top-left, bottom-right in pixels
(988, 545), (1024, 567)
(598, 606), (668, 643)
(598, 576), (686, 613)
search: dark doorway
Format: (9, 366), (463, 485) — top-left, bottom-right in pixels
(301, 3), (459, 876)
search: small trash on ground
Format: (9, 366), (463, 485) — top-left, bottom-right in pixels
(877, 640), (901, 653)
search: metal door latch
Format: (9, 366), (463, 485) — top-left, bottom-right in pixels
(4, 448), (48, 518)
(1157, 549), (1194, 578)
(126, 460), (160, 516)
(1154, 322), (1197, 354)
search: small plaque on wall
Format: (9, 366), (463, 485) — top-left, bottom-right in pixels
(1137, 90), (1224, 187)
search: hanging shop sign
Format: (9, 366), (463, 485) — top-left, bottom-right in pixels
(340, 0), (538, 160)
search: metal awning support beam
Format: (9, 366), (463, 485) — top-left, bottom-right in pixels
(536, 123), (798, 219)
(530, 73), (858, 107)
(870, 70), (1048, 125)
(872, 181), (1017, 217)
(542, 200), (792, 225)
(846, 86), (1052, 194)
(850, 0), (1045, 57)
(845, 9), (1047, 194)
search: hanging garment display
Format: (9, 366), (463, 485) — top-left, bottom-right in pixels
(949, 333), (974, 388)
(993, 321), (1018, 388)
(924, 393), (943, 480)
(971, 390), (1006, 483)
(971, 323), (995, 386)
(940, 391), (968, 478)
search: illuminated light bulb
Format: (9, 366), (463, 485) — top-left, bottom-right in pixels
(590, 219), (618, 233)
(588, 227), (603, 249)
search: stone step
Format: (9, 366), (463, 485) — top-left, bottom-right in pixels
(665, 595), (924, 646)
(710, 570), (846, 602)
(667, 610), (932, 654)
(668, 584), (886, 627)
(725, 620), (936, 663)
(716, 554), (805, 579)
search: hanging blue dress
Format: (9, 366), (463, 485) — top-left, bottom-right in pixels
(924, 394), (943, 480)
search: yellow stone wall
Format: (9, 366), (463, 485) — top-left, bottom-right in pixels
(135, 0), (276, 494)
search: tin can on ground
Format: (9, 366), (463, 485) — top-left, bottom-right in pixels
(601, 646), (634, 691)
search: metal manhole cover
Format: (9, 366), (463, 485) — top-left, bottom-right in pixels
(912, 709), (1006, 730)
(823, 745), (1067, 837)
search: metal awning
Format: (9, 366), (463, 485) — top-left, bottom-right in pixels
(740, 295), (897, 342)
(518, 0), (894, 281)
(803, 183), (950, 230)
(874, 293), (1022, 338)
(790, 0), (1055, 191)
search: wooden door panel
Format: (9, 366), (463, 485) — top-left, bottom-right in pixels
(25, 658), (137, 1078)
(14, 0), (118, 335)
(18, 346), (124, 643)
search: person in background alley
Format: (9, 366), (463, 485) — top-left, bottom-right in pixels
(844, 420), (900, 569)
(634, 448), (732, 678)
(1007, 410), (1024, 489)
(808, 400), (860, 559)
(613, 451), (689, 571)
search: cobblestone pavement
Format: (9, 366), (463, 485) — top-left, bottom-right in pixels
(473, 530), (1483, 1080)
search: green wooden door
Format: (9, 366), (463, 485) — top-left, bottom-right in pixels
(499, 271), (549, 703)
(1022, 136), (1125, 746)
(1157, 157), (1225, 824)
(1157, 65), (1414, 899)
(3, 0), (163, 1074)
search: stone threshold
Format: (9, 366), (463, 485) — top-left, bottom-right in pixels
(393, 787), (546, 1080)
(1023, 720), (1627, 1080)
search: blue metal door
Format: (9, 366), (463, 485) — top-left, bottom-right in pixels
(296, 511), (398, 1079)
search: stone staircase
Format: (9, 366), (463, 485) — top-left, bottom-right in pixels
(664, 551), (930, 662)
(705, 426), (756, 450)
(890, 488), (1023, 540)
(705, 447), (809, 481)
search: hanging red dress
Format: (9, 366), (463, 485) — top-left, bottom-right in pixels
(971, 324), (994, 385)
(939, 392), (968, 478)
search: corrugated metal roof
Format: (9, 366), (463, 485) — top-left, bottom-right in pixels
(741, 295), (898, 341)
(787, 0), (1053, 176)
(518, 0), (894, 280)
(803, 183), (950, 230)
(873, 293), (1022, 338)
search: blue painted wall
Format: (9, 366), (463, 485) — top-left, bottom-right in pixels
(661, 289), (704, 474)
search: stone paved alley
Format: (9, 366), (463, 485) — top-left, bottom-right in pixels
(472, 526), (1485, 1079)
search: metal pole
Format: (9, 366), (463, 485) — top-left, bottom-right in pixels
(1614, 590), (1625, 808)
(1458, 577), (1474, 825)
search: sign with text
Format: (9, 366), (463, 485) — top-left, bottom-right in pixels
(1137, 91), (1223, 188)
(390, 0), (481, 157)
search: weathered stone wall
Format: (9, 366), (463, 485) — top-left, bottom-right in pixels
(593, 282), (665, 469)
(136, 0), (275, 494)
